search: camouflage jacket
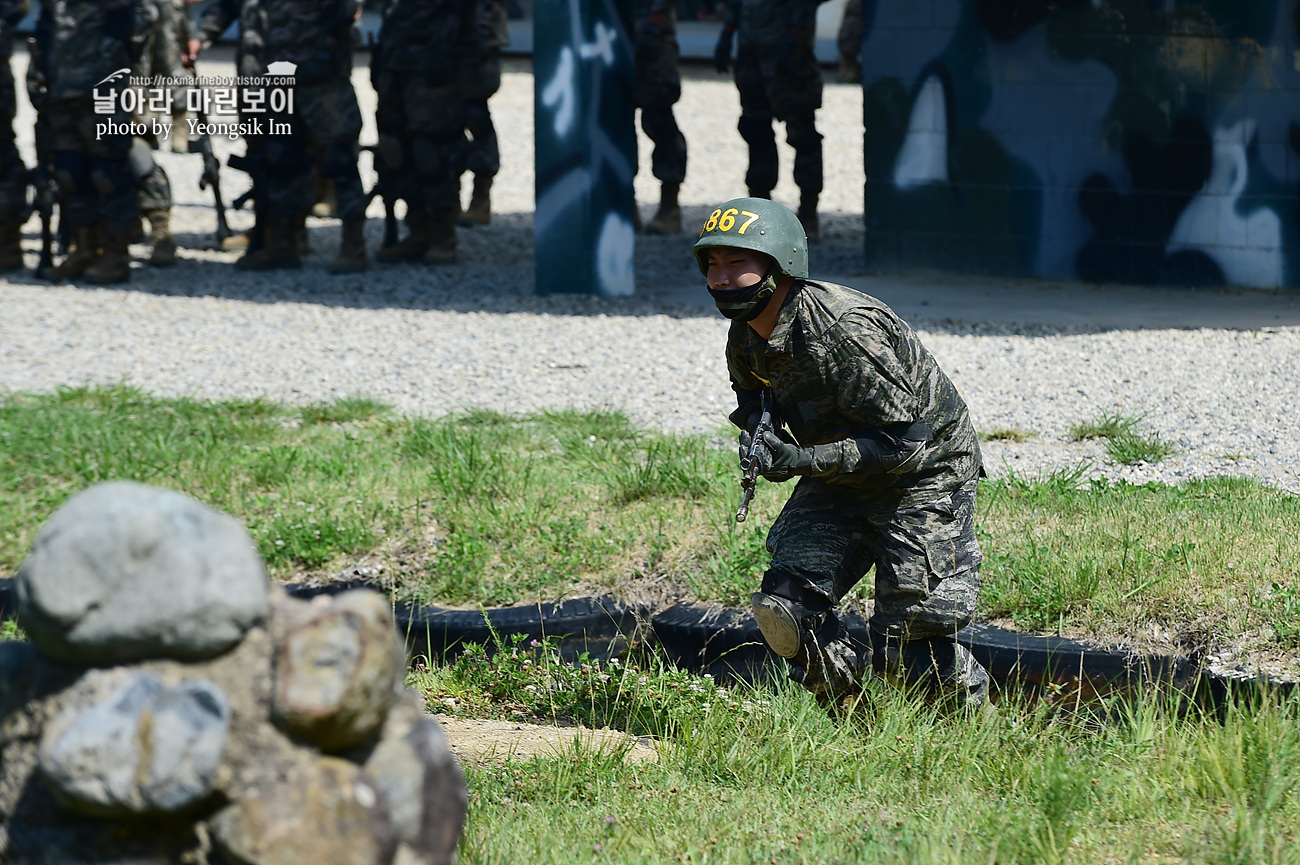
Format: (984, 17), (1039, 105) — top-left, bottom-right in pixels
(635, 0), (677, 34)
(720, 0), (822, 47)
(0, 1), (29, 56)
(725, 280), (982, 506)
(197, 0), (357, 81)
(374, 0), (475, 85)
(34, 0), (156, 99)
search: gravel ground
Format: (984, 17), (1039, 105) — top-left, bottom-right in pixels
(2, 50), (1299, 496)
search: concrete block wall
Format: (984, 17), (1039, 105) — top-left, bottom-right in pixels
(861, 0), (1300, 288)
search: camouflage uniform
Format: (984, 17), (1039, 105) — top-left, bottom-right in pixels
(717, 0), (825, 237)
(196, 0), (367, 272)
(836, 0), (861, 83)
(133, 0), (191, 265)
(727, 279), (989, 707)
(31, 0), (156, 283)
(371, 0), (477, 264)
(0, 0), (29, 271)
(457, 0), (508, 226)
(635, 0), (686, 234)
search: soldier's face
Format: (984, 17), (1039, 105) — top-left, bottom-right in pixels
(705, 247), (768, 291)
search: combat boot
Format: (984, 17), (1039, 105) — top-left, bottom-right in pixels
(295, 209), (311, 255)
(458, 176), (493, 226)
(375, 209), (432, 263)
(145, 210), (177, 267)
(46, 227), (100, 281)
(798, 193), (819, 243)
(329, 217), (368, 274)
(84, 227), (133, 285)
(645, 182), (682, 235)
(423, 209), (457, 265)
(0, 216), (24, 271)
(235, 217), (300, 270)
(312, 176), (338, 219)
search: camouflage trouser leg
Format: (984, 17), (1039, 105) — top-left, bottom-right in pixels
(375, 72), (466, 213)
(462, 50), (502, 179)
(734, 49), (778, 194)
(281, 79), (366, 222)
(45, 97), (137, 232)
(639, 105), (687, 186)
(762, 479), (988, 707)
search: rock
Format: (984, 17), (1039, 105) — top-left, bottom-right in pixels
(211, 756), (398, 865)
(362, 693), (467, 865)
(271, 590), (405, 752)
(15, 481), (269, 665)
(38, 669), (229, 816)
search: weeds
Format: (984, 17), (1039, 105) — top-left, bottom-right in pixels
(981, 427), (1036, 442)
(1068, 410), (1177, 465)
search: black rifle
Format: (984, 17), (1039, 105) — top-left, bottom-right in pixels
(736, 388), (775, 523)
(360, 144), (398, 248)
(188, 108), (232, 245)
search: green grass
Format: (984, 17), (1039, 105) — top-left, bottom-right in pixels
(411, 637), (1300, 865)
(980, 427), (1036, 442)
(0, 618), (24, 642)
(1, 386), (1297, 660)
(1068, 411), (1178, 465)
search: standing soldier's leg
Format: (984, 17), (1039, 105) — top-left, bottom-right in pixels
(133, 137), (176, 266)
(407, 78), (467, 265)
(734, 46), (778, 200)
(373, 71), (431, 263)
(769, 47), (824, 241)
(84, 119), (141, 285)
(459, 48), (502, 227)
(635, 14), (686, 234)
(45, 101), (99, 280)
(866, 481), (990, 709)
(0, 49), (24, 271)
(237, 130), (311, 270)
(295, 79), (367, 273)
(836, 0), (863, 83)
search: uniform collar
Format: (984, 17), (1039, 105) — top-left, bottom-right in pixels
(760, 280), (804, 353)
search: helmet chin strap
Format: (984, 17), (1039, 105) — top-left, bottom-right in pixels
(708, 261), (782, 321)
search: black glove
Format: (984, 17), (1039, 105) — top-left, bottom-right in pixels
(739, 428), (814, 482)
(714, 27), (735, 74)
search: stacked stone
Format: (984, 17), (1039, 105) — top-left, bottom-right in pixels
(0, 482), (467, 865)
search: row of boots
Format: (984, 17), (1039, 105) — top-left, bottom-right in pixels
(0, 211), (176, 282)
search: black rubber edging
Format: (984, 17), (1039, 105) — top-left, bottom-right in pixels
(4, 576), (1293, 704)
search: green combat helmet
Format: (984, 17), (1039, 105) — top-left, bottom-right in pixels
(692, 197), (809, 279)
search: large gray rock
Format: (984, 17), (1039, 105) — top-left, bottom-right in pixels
(211, 756), (399, 865)
(271, 590), (405, 752)
(16, 481), (270, 664)
(363, 693), (467, 865)
(38, 669), (230, 816)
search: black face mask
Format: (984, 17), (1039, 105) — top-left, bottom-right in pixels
(708, 265), (780, 321)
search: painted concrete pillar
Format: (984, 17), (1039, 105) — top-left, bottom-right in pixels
(533, 0), (637, 297)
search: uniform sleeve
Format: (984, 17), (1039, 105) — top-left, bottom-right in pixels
(195, 0), (238, 48)
(725, 331), (764, 430)
(820, 310), (921, 428)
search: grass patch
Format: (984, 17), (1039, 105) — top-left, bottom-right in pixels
(1, 617), (24, 642)
(410, 638), (1300, 865)
(980, 427), (1036, 442)
(1069, 410), (1177, 465)
(1, 386), (1296, 660)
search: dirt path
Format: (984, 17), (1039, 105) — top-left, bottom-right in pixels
(432, 714), (660, 764)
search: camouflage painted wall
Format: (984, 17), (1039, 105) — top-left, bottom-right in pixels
(534, 0), (637, 296)
(861, 0), (1300, 288)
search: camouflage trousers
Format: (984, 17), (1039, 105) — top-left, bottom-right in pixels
(762, 479), (988, 706)
(263, 78), (366, 222)
(636, 28), (685, 185)
(43, 96), (138, 233)
(0, 53), (24, 220)
(462, 49), (502, 180)
(734, 44), (822, 196)
(374, 71), (466, 212)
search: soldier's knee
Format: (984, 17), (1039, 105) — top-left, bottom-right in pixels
(737, 114), (774, 145)
(784, 116), (822, 150)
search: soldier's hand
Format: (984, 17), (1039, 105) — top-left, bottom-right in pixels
(739, 428), (813, 482)
(714, 27), (735, 74)
(184, 38), (202, 69)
